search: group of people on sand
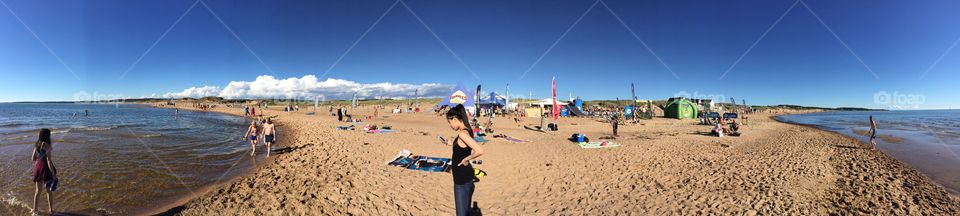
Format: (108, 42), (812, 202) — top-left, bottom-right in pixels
(244, 117), (277, 157)
(711, 116), (742, 137)
(335, 104), (360, 122)
(243, 105), (260, 117)
(193, 103), (214, 110)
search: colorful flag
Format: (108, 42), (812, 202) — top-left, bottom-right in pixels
(552, 77), (558, 121)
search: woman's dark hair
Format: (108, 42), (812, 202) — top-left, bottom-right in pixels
(445, 104), (474, 138)
(36, 128), (51, 150)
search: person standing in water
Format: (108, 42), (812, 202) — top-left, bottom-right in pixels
(32, 129), (57, 215)
(262, 118), (276, 158)
(244, 121), (260, 156)
(869, 115), (878, 150)
(443, 104), (485, 216)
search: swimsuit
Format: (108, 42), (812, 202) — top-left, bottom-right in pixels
(248, 135), (257, 141)
(33, 149), (53, 183)
(264, 134), (274, 143)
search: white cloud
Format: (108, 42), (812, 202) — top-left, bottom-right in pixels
(162, 86), (221, 98)
(163, 75), (452, 100)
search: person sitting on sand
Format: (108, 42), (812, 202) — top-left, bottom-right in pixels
(869, 115), (878, 150)
(729, 119), (740, 132)
(32, 129), (57, 215)
(442, 104), (485, 216)
(244, 121), (259, 156)
(262, 118), (276, 158)
(712, 122), (724, 137)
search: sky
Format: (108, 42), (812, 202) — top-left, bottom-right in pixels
(1, 0), (958, 109)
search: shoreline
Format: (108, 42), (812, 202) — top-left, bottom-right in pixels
(771, 113), (960, 196)
(138, 103), (288, 216)
(150, 105), (959, 215)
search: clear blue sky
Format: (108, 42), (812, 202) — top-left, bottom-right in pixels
(1, 0), (958, 109)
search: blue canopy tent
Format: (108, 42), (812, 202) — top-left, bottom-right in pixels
(478, 92), (506, 109)
(435, 83), (476, 113)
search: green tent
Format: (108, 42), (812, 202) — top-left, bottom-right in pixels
(664, 97), (698, 119)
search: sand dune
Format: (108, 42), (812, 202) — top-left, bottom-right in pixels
(162, 104), (959, 215)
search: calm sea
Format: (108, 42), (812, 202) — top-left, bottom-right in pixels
(777, 110), (960, 194)
(0, 103), (260, 215)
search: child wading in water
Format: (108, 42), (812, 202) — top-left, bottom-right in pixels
(32, 128), (57, 215)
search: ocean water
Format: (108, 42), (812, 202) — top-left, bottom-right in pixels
(0, 103), (259, 215)
(777, 110), (960, 194)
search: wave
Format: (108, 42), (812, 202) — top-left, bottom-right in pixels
(0, 134), (31, 141)
(2, 191), (31, 212)
(137, 134), (162, 138)
(0, 123), (27, 128)
(75, 125), (120, 131)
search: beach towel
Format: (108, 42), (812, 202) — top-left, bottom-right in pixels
(366, 129), (395, 134)
(474, 136), (488, 143)
(577, 140), (620, 149)
(387, 155), (451, 173)
(493, 134), (528, 143)
(523, 125), (545, 132)
(500, 136), (528, 143)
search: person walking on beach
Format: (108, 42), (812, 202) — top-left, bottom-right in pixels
(32, 129), (57, 215)
(869, 115), (878, 150)
(443, 104), (485, 216)
(262, 118), (276, 158)
(610, 114), (619, 137)
(244, 121), (260, 156)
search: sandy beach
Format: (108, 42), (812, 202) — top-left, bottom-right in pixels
(154, 104), (960, 215)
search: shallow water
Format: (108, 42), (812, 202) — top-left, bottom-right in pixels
(0, 103), (261, 215)
(777, 110), (960, 194)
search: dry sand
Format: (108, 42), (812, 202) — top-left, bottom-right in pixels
(160, 104), (959, 215)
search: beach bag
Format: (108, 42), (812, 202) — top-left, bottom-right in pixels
(473, 168), (487, 182)
(548, 123), (558, 131)
(569, 133), (589, 143)
(469, 201), (483, 216)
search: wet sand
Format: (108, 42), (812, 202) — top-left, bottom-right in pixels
(165, 105), (959, 215)
(852, 129), (905, 144)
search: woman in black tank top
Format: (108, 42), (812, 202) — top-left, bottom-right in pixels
(445, 104), (485, 216)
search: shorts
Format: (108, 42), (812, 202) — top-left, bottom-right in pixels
(871, 130), (877, 139)
(265, 134), (275, 143)
(248, 135), (257, 141)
